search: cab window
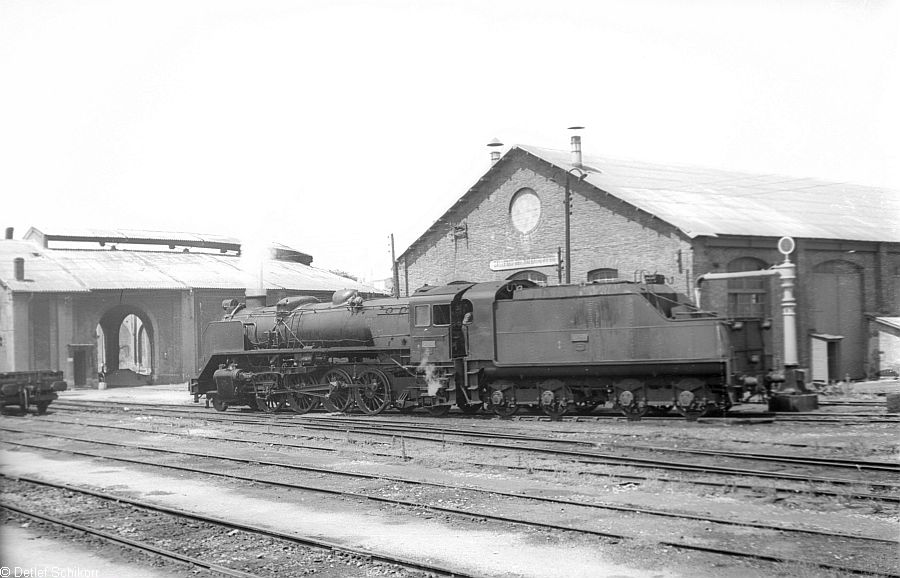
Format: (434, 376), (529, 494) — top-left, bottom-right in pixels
(414, 305), (431, 327)
(433, 304), (451, 326)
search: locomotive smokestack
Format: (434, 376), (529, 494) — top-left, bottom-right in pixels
(14, 257), (24, 281)
(487, 138), (504, 165)
(569, 126), (584, 168)
(5, 227), (13, 240)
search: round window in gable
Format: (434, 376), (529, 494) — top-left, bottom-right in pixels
(509, 188), (541, 233)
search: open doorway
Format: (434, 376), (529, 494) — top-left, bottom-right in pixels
(97, 307), (154, 386)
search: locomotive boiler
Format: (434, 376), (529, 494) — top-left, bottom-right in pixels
(190, 278), (735, 419)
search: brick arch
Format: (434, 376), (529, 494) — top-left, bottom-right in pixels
(98, 304), (156, 383)
(507, 270), (547, 285)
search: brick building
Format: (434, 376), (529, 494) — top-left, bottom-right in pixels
(397, 144), (900, 381)
(0, 227), (380, 387)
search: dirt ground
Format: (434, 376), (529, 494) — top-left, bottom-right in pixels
(2, 379), (898, 577)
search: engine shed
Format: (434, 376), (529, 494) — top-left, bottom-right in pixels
(0, 227), (381, 388)
(397, 138), (900, 382)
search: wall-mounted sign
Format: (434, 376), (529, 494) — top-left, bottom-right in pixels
(489, 255), (559, 271)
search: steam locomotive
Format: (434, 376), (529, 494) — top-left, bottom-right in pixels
(190, 277), (739, 419)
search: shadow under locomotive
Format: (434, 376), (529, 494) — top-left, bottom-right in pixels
(190, 277), (758, 420)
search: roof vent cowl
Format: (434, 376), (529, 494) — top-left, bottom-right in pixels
(14, 257), (25, 281)
(569, 126), (584, 168)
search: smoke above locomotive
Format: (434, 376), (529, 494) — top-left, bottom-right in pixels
(190, 278), (737, 419)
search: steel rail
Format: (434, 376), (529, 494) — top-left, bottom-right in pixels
(3, 424), (895, 545)
(302, 414), (900, 472)
(51, 398), (899, 423)
(292, 422), (900, 489)
(1, 439), (896, 577)
(30, 408), (900, 497)
(48, 400), (900, 474)
(0, 503), (261, 578)
(12, 416), (895, 504)
(0, 474), (474, 578)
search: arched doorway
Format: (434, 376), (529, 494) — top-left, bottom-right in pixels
(810, 260), (864, 380)
(97, 306), (155, 386)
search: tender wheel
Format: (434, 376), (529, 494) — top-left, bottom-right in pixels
(538, 379), (571, 419)
(211, 396), (229, 412)
(426, 405), (451, 417)
(488, 380), (518, 417)
(674, 378), (709, 420)
(614, 379), (648, 420)
(354, 369), (392, 415)
(321, 368), (354, 412)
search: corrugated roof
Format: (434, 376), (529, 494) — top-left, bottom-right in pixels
(0, 242), (378, 294)
(519, 145), (900, 242)
(0, 241), (89, 292)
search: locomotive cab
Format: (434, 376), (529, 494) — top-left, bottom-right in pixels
(408, 283), (476, 410)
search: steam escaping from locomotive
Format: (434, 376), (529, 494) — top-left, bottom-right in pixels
(416, 351), (442, 397)
(239, 236), (274, 306)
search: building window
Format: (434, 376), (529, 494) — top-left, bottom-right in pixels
(727, 257), (768, 318)
(509, 188), (541, 233)
(507, 270), (547, 285)
(588, 268), (619, 282)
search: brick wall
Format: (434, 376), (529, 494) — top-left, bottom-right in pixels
(401, 152), (694, 295)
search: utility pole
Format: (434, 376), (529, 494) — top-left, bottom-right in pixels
(390, 234), (400, 298)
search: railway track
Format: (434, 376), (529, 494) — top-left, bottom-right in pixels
(51, 398), (900, 462)
(14, 413), (896, 506)
(52, 398), (899, 454)
(42, 401), (900, 496)
(1, 475), (471, 577)
(2, 428), (897, 577)
(3, 422), (897, 544)
(50, 398), (900, 424)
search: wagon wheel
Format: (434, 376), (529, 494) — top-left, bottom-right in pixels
(35, 401), (51, 415)
(354, 369), (392, 415)
(488, 380), (519, 417)
(211, 395), (229, 412)
(538, 379), (572, 420)
(426, 405), (451, 417)
(285, 375), (317, 415)
(321, 368), (354, 413)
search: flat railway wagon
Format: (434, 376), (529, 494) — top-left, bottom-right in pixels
(1, 370), (67, 415)
(190, 278), (735, 419)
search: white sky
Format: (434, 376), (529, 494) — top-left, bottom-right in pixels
(2, 0), (898, 282)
